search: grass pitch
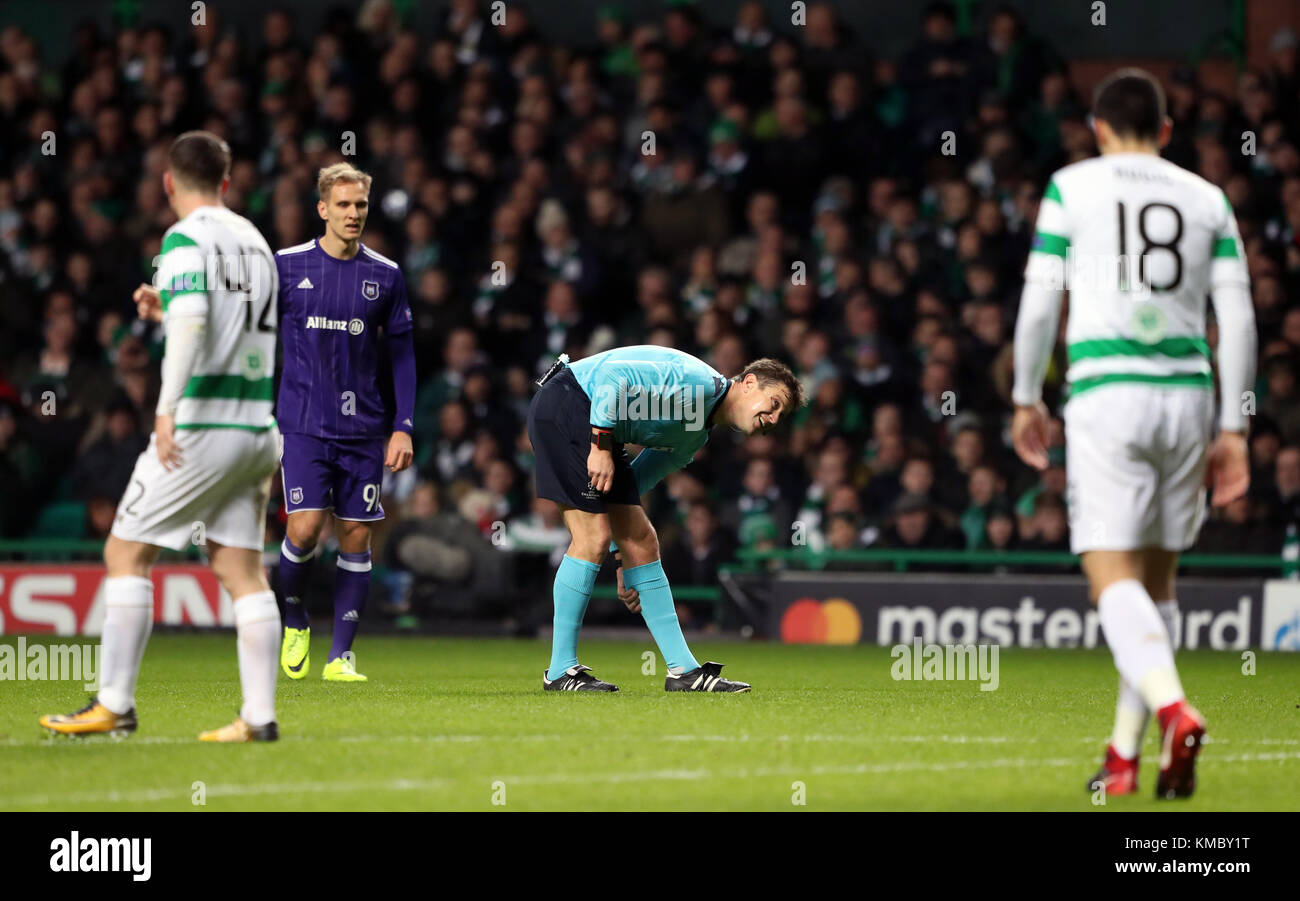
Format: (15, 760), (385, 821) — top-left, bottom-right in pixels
(2, 634), (1298, 811)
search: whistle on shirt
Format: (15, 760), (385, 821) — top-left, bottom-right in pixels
(536, 353), (571, 387)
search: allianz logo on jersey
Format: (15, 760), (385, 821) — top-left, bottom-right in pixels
(305, 316), (365, 335)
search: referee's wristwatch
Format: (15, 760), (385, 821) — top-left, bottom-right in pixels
(591, 427), (614, 451)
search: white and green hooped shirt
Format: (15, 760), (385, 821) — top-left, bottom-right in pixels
(155, 205), (279, 431)
(1014, 151), (1255, 429)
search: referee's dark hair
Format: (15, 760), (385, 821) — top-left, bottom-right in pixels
(740, 358), (807, 411)
(168, 130), (231, 192)
(1092, 68), (1165, 141)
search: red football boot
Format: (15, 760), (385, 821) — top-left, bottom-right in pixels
(1086, 743), (1139, 796)
(1155, 699), (1206, 800)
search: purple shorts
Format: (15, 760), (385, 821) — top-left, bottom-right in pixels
(280, 433), (386, 521)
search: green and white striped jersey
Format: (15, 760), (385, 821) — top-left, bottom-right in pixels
(156, 205), (278, 431)
(1024, 151), (1249, 397)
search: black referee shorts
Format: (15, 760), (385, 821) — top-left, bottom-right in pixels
(526, 368), (641, 513)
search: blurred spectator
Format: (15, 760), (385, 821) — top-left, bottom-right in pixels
(1021, 492), (1070, 552)
(1265, 444), (1300, 527)
(384, 480), (513, 618)
(662, 499), (737, 627)
(664, 500), (737, 586)
(960, 463), (1003, 549)
(71, 394), (146, 503)
(899, 2), (979, 152)
(1260, 353), (1300, 443)
(0, 399), (40, 536)
(505, 496), (569, 568)
(982, 501), (1019, 552)
(728, 455), (794, 538)
(879, 492), (963, 550)
(1195, 493), (1286, 555)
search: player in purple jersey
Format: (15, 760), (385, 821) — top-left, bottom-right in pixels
(275, 164), (416, 682)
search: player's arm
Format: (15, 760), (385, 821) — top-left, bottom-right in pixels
(629, 424), (705, 497)
(1205, 193), (1256, 506)
(587, 427), (616, 494)
(1011, 179), (1070, 470)
(584, 360), (639, 494)
(385, 272), (416, 473)
(152, 232), (210, 470)
(133, 283), (163, 322)
(627, 447), (682, 497)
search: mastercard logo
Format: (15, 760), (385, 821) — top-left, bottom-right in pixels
(780, 598), (862, 644)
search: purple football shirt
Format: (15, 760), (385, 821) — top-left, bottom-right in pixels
(275, 239), (414, 439)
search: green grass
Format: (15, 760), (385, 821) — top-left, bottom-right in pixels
(2, 634), (1298, 811)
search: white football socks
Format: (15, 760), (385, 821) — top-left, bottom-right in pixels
(1098, 579), (1184, 716)
(96, 576), (154, 714)
(1154, 599), (1179, 650)
(1110, 677), (1148, 759)
(234, 590), (280, 727)
(1108, 597), (1181, 759)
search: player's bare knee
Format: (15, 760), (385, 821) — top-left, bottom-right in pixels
(286, 511), (326, 550)
(581, 531), (613, 563)
(609, 513), (658, 563)
(335, 519), (372, 554)
(566, 540), (606, 564)
(618, 529), (659, 566)
(208, 542), (269, 597)
(103, 535), (155, 578)
(206, 542), (235, 583)
(568, 520), (612, 563)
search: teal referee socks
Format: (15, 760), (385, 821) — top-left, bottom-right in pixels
(623, 559), (700, 675)
(546, 555), (600, 681)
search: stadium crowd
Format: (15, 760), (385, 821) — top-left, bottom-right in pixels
(2, 1), (1299, 617)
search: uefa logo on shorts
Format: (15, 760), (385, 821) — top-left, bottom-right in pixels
(348, 318), (365, 335)
(362, 280), (379, 301)
(290, 487), (303, 504)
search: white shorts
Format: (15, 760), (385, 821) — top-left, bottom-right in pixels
(1064, 385), (1213, 554)
(111, 426), (281, 551)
